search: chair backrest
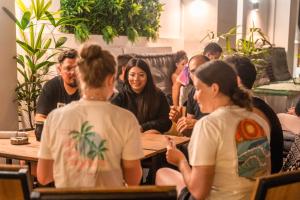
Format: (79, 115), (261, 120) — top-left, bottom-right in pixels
(251, 170), (300, 200)
(31, 185), (177, 200)
(0, 164), (31, 200)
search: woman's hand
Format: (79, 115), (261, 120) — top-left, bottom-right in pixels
(176, 117), (197, 133)
(165, 136), (186, 167)
(169, 106), (182, 123)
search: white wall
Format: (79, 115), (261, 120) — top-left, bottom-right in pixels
(182, 0), (218, 55)
(0, 0), (18, 130)
(271, 0), (299, 72)
(159, 0), (182, 39)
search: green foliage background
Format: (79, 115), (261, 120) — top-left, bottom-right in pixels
(60, 0), (164, 43)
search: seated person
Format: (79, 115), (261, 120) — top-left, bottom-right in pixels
(115, 54), (133, 92)
(156, 60), (271, 199)
(169, 55), (209, 135)
(112, 58), (172, 134)
(172, 42), (223, 106)
(37, 43), (143, 187)
(35, 49), (80, 122)
(171, 51), (188, 105)
(277, 99), (300, 135)
(225, 55), (283, 173)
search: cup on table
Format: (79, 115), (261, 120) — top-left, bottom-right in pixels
(35, 121), (44, 141)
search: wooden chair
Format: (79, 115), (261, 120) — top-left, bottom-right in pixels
(0, 164), (31, 200)
(251, 170), (300, 200)
(31, 185), (177, 200)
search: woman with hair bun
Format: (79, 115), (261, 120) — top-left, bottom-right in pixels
(112, 58), (172, 134)
(156, 60), (271, 199)
(37, 43), (143, 188)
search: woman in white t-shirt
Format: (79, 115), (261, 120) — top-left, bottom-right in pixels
(37, 43), (143, 188)
(156, 60), (270, 200)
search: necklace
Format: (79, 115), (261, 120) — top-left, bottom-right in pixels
(82, 94), (107, 101)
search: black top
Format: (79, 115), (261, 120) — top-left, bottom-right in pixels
(186, 88), (207, 120)
(36, 76), (80, 116)
(115, 79), (124, 93)
(252, 96), (283, 173)
(295, 99), (300, 116)
(111, 88), (172, 133)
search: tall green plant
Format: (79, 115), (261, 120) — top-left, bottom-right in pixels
(200, 25), (272, 58)
(60, 0), (164, 43)
(2, 0), (84, 129)
(200, 25), (273, 87)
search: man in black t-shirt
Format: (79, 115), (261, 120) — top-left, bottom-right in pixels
(35, 49), (80, 122)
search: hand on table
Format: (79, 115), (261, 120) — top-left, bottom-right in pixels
(165, 136), (186, 167)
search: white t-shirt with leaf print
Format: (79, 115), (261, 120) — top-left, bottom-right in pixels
(38, 99), (144, 188)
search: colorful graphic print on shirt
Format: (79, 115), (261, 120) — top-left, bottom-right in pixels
(235, 118), (270, 179)
(63, 121), (108, 174)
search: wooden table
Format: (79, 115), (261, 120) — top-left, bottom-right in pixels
(0, 133), (189, 184)
(0, 133), (189, 162)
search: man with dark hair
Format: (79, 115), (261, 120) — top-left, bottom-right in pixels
(173, 42), (223, 107)
(203, 42), (223, 60)
(169, 55), (209, 135)
(35, 49), (80, 122)
(225, 55), (283, 173)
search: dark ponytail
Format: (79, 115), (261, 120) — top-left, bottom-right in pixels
(231, 87), (252, 111)
(195, 60), (253, 110)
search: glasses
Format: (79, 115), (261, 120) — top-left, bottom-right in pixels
(62, 66), (76, 73)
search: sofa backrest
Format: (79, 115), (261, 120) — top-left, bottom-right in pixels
(123, 53), (177, 95)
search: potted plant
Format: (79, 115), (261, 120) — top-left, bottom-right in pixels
(59, 0), (164, 43)
(201, 25), (273, 87)
(2, 0), (84, 129)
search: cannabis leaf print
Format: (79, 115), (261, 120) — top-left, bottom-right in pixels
(69, 121), (108, 160)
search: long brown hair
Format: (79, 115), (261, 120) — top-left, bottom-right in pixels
(123, 58), (161, 123)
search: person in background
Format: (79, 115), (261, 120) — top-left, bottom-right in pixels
(35, 49), (80, 122)
(115, 54), (133, 92)
(225, 55), (283, 173)
(171, 51), (188, 105)
(112, 58), (172, 134)
(156, 60), (271, 199)
(37, 43), (143, 187)
(203, 42), (223, 60)
(173, 42), (223, 107)
(277, 99), (300, 135)
(169, 55), (209, 136)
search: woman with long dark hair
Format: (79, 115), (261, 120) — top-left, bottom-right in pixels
(156, 60), (271, 199)
(112, 58), (172, 133)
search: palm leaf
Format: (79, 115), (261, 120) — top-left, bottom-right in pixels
(2, 7), (23, 30)
(16, 0), (28, 13)
(55, 37), (67, 48)
(35, 24), (45, 49)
